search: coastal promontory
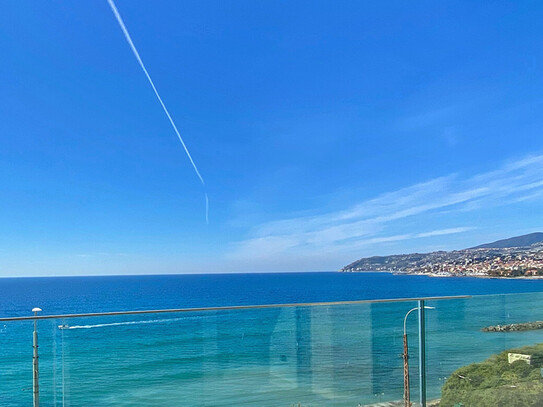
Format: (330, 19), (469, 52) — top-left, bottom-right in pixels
(341, 232), (543, 277)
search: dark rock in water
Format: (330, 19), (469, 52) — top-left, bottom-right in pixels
(482, 321), (543, 332)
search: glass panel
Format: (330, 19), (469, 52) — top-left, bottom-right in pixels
(0, 300), (424, 406)
(0, 320), (34, 406)
(0, 319), (63, 406)
(427, 292), (543, 407)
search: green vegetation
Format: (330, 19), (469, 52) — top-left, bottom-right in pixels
(440, 343), (543, 407)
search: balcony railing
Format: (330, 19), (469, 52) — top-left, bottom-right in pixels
(2, 292), (543, 406)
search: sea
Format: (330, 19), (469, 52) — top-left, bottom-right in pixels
(2, 271), (543, 406)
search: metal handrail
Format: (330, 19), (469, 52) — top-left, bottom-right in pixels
(0, 295), (471, 322)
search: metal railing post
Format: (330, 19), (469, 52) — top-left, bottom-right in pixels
(418, 300), (426, 407)
(402, 331), (410, 407)
(32, 307), (41, 407)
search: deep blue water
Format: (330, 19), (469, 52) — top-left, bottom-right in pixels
(2, 272), (543, 406)
(2, 271), (543, 317)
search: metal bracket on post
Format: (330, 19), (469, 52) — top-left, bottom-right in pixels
(418, 300), (426, 407)
(32, 307), (41, 407)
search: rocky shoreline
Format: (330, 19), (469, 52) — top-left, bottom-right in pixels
(482, 321), (543, 332)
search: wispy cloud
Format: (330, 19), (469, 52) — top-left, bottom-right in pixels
(229, 153), (543, 265)
(75, 252), (129, 258)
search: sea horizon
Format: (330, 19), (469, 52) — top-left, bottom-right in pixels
(3, 271), (543, 315)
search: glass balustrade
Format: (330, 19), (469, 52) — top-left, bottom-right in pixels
(4, 293), (543, 406)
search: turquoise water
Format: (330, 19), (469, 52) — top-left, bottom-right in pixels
(2, 273), (543, 406)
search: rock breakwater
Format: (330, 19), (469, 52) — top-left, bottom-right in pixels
(482, 321), (543, 332)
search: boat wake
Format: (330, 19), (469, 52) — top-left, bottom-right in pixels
(59, 316), (188, 330)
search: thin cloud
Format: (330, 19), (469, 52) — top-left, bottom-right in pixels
(229, 153), (543, 262)
(415, 227), (475, 239)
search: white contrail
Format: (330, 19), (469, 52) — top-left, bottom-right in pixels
(106, 0), (209, 223)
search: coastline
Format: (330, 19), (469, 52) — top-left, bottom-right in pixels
(343, 269), (543, 280)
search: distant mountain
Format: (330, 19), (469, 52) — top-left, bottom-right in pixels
(341, 232), (543, 277)
(471, 232), (543, 249)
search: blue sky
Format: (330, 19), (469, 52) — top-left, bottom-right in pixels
(1, 1), (543, 276)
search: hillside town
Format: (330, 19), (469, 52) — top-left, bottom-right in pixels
(341, 237), (543, 277)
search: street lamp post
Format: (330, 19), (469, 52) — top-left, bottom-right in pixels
(403, 304), (434, 407)
(32, 307), (41, 407)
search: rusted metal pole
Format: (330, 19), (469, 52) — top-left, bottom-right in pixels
(403, 333), (411, 407)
